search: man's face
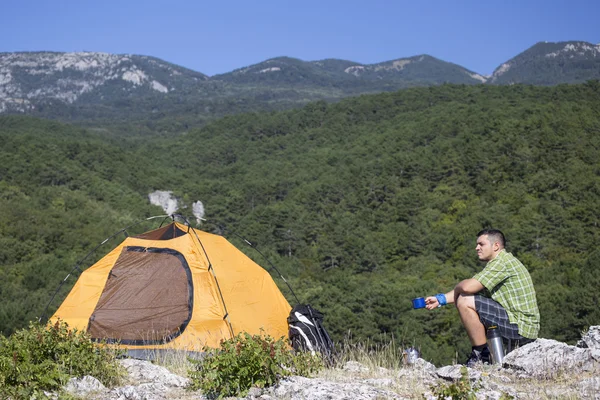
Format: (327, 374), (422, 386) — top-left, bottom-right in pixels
(476, 235), (495, 261)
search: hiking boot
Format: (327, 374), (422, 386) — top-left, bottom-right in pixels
(465, 346), (491, 367)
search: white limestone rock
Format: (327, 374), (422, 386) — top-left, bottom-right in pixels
(119, 358), (189, 388)
(576, 377), (600, 399)
(578, 326), (600, 349)
(266, 376), (406, 400)
(503, 338), (600, 378)
(64, 375), (106, 397)
(436, 364), (481, 381)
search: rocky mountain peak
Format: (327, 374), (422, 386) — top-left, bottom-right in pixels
(0, 51), (206, 113)
(544, 41), (600, 59)
(489, 40), (600, 85)
(343, 56), (418, 77)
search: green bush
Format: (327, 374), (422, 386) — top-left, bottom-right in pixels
(429, 366), (478, 400)
(188, 332), (323, 398)
(0, 320), (124, 399)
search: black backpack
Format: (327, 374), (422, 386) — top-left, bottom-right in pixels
(287, 304), (334, 359)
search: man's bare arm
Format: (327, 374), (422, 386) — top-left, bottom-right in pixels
(425, 279), (484, 310)
(454, 278), (484, 297)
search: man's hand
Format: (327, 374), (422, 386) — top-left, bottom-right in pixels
(425, 296), (439, 310)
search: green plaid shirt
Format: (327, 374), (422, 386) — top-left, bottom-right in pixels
(473, 250), (540, 338)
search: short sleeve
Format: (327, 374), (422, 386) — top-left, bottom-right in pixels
(473, 258), (510, 292)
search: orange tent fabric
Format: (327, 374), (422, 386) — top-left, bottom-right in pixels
(51, 222), (291, 352)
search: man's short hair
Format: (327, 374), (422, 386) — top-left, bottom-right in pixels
(477, 229), (505, 248)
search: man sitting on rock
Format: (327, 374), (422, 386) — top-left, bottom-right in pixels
(425, 229), (540, 366)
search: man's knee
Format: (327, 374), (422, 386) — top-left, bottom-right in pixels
(455, 294), (475, 310)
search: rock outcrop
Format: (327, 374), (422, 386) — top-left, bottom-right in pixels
(503, 338), (600, 379)
(64, 359), (199, 400)
(62, 326), (600, 400)
(578, 326), (600, 349)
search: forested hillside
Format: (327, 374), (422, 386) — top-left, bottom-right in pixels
(0, 116), (163, 330)
(1, 82), (599, 366)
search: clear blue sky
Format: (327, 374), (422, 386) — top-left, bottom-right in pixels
(2, 0), (598, 76)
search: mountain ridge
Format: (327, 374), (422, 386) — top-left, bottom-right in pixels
(1, 41), (599, 124)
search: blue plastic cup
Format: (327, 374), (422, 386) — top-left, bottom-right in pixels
(412, 297), (426, 309)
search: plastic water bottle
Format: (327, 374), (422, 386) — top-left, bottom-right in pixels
(486, 326), (505, 365)
(405, 347), (420, 364)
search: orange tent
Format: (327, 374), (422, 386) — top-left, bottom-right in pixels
(51, 222), (291, 353)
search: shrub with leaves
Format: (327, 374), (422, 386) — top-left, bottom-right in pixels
(0, 320), (124, 399)
(429, 366), (479, 400)
(188, 332), (323, 398)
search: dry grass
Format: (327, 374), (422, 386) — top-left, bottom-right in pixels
(149, 349), (197, 377)
(331, 335), (408, 371)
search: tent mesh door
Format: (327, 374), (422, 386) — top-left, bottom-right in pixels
(88, 246), (193, 345)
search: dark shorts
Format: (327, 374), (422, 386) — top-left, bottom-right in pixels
(474, 295), (527, 340)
